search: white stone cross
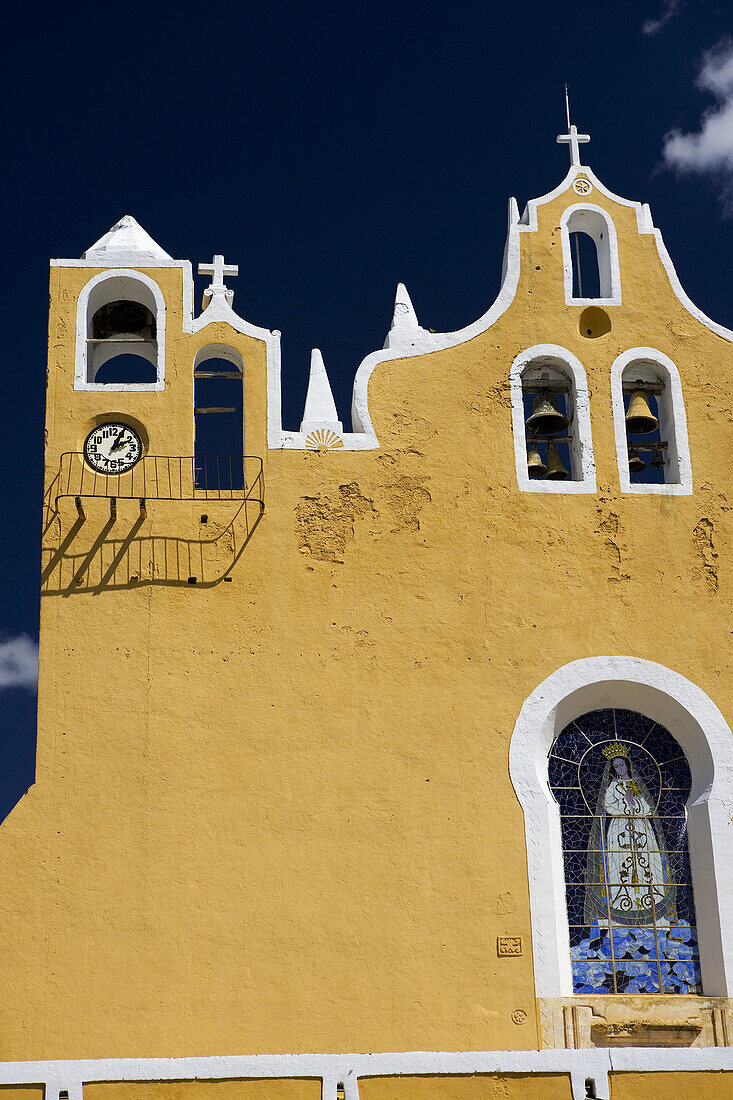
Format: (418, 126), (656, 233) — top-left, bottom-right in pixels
(199, 254), (239, 301)
(556, 124), (590, 167)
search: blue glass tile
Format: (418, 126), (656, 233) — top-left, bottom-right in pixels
(553, 707), (699, 997)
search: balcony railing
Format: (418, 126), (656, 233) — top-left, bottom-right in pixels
(55, 454), (264, 506)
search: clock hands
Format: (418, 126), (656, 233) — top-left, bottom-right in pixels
(110, 427), (128, 453)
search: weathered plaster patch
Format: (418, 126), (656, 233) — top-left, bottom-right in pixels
(384, 477), (431, 533)
(595, 509), (630, 584)
(495, 892), (518, 916)
(295, 483), (376, 563)
(692, 519), (718, 593)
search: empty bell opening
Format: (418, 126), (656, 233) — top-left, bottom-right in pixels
(625, 390), (659, 435)
(92, 300), (156, 340)
(545, 442), (569, 480)
(628, 447), (646, 473)
(525, 392), (569, 435)
(527, 444), (547, 478)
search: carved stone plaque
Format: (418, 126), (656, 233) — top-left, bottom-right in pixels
(497, 936), (523, 957)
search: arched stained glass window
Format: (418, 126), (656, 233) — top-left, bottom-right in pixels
(549, 708), (701, 995)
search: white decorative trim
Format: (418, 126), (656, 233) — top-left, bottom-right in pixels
(182, 272), (285, 451)
(350, 197), (523, 442)
(193, 344), (244, 373)
(51, 260), (183, 268)
(74, 270), (166, 392)
(508, 657), (733, 1000)
(611, 348), (693, 495)
(560, 204), (621, 306)
(510, 345), (596, 493)
(3, 1047), (733, 1100)
(55, 160), (733, 448)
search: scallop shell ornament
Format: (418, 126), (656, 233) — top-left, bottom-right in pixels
(305, 429), (344, 450)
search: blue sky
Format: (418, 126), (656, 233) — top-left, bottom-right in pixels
(1, 0), (732, 818)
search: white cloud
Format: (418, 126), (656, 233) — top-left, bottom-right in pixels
(643, 0), (684, 36)
(0, 635), (38, 691)
(662, 39), (733, 209)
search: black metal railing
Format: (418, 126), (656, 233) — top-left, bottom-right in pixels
(55, 454), (264, 505)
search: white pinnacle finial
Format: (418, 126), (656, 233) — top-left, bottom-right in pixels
(389, 282), (420, 331)
(82, 215), (172, 263)
(300, 349), (343, 434)
(556, 89), (590, 167)
(199, 254), (239, 306)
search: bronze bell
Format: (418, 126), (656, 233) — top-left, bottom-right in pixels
(628, 447), (646, 473)
(651, 446), (665, 468)
(527, 444), (547, 478)
(625, 390), (659, 434)
(525, 392), (569, 435)
(545, 442), (569, 480)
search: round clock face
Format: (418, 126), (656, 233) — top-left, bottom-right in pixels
(84, 422), (143, 474)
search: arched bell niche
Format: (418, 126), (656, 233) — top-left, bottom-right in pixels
(193, 345), (244, 491)
(75, 270), (165, 390)
(510, 345), (596, 494)
(611, 348), (692, 495)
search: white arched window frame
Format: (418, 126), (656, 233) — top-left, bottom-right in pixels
(561, 204), (622, 307)
(510, 344), (596, 494)
(74, 269), (166, 391)
(509, 656), (733, 999)
(611, 347), (692, 495)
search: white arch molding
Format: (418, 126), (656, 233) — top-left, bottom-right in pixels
(74, 269), (166, 391)
(560, 203), (622, 306)
(508, 656), (733, 998)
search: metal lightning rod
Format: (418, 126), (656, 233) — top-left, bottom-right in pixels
(565, 83), (583, 297)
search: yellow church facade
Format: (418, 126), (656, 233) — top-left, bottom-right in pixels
(0, 126), (731, 1100)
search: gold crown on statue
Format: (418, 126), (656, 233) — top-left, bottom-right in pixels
(602, 741), (630, 760)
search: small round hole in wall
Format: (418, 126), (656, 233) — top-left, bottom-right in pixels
(579, 307), (611, 339)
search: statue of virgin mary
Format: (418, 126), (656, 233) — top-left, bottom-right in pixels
(584, 741), (677, 929)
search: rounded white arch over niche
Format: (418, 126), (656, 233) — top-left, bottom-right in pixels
(560, 203), (622, 306)
(611, 347), (692, 495)
(508, 656), (733, 998)
(74, 269), (166, 391)
(510, 344), (596, 493)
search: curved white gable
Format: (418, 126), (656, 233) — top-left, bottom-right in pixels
(346, 164), (733, 451)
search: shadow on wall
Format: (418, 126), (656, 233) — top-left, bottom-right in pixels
(40, 454), (264, 594)
(40, 500), (263, 594)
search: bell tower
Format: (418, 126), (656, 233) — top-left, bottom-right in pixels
(0, 125), (731, 1100)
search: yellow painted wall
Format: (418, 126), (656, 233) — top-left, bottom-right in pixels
(610, 1071), (733, 1099)
(84, 1081), (320, 1100)
(359, 1075), (572, 1100)
(0, 174), (729, 1061)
